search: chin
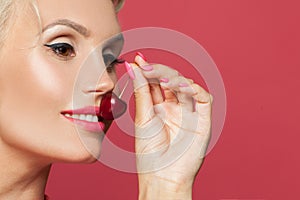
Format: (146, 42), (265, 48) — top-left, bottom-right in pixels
(47, 139), (103, 164)
(55, 149), (101, 164)
(75, 155), (99, 164)
(67, 130), (105, 163)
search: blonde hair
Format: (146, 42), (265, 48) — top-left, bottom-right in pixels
(0, 0), (15, 48)
(0, 0), (125, 48)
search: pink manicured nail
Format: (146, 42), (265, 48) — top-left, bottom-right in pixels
(160, 78), (169, 83)
(140, 65), (153, 71)
(179, 83), (189, 87)
(125, 61), (135, 80)
(136, 52), (147, 61)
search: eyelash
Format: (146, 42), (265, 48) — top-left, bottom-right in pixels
(107, 57), (124, 72)
(44, 42), (124, 72)
(44, 43), (75, 59)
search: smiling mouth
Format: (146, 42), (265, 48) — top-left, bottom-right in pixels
(63, 113), (99, 123)
(61, 106), (103, 121)
(60, 92), (127, 132)
(61, 106), (107, 133)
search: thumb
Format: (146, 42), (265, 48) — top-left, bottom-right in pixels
(125, 61), (154, 125)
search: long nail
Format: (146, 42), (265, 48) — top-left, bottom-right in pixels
(179, 83), (189, 87)
(140, 65), (153, 71)
(160, 78), (169, 83)
(136, 52), (147, 61)
(125, 61), (135, 80)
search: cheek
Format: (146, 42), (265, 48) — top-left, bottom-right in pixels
(2, 50), (72, 115)
(0, 49), (78, 158)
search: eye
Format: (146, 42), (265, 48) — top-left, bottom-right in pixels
(44, 43), (76, 59)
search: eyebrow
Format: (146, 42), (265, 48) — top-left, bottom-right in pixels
(42, 19), (89, 37)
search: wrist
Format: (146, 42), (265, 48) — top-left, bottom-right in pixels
(138, 174), (193, 200)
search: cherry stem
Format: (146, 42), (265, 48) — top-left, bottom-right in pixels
(118, 78), (130, 99)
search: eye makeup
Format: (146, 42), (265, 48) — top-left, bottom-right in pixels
(103, 54), (124, 66)
(44, 43), (76, 58)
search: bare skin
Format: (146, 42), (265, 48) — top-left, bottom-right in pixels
(0, 0), (212, 199)
(0, 0), (121, 199)
(132, 56), (212, 199)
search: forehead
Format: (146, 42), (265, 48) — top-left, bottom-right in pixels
(36, 0), (121, 41)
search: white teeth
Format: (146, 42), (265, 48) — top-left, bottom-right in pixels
(92, 116), (98, 122)
(86, 115), (93, 122)
(73, 114), (79, 119)
(79, 114), (85, 120)
(64, 113), (99, 123)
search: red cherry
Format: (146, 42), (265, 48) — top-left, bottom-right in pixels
(99, 92), (127, 120)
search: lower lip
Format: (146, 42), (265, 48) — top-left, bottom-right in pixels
(63, 115), (105, 133)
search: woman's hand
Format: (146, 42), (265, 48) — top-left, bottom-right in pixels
(128, 53), (213, 200)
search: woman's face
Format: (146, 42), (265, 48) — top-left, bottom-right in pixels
(0, 0), (123, 163)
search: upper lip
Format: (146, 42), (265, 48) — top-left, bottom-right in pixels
(61, 106), (100, 115)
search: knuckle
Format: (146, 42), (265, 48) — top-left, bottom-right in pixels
(171, 70), (179, 76)
(192, 83), (201, 91)
(154, 64), (179, 76)
(187, 78), (194, 84)
(154, 64), (165, 71)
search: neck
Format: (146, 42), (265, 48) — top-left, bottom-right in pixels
(0, 142), (51, 200)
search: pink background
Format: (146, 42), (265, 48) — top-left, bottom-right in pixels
(46, 0), (300, 199)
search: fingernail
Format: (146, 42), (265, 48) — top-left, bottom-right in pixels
(125, 61), (135, 80)
(140, 65), (153, 71)
(136, 52), (147, 61)
(179, 83), (189, 87)
(160, 78), (169, 83)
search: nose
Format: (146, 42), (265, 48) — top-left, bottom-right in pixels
(92, 70), (115, 94)
(77, 50), (116, 97)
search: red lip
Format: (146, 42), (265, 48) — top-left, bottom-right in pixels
(61, 106), (100, 115)
(61, 92), (127, 120)
(60, 92), (127, 132)
(65, 117), (105, 133)
(61, 106), (105, 133)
